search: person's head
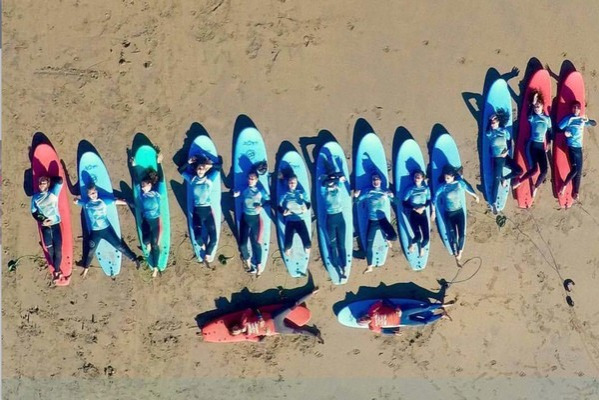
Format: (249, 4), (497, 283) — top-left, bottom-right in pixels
(572, 100), (582, 116)
(86, 184), (99, 201)
(371, 173), (382, 188)
(488, 113), (500, 130)
(442, 165), (459, 184)
(247, 171), (259, 187)
(413, 170), (425, 185)
(229, 324), (244, 336)
(488, 108), (509, 130)
(195, 163), (209, 178)
(38, 176), (50, 192)
(533, 101), (544, 115)
(287, 175), (298, 190)
(357, 315), (371, 326)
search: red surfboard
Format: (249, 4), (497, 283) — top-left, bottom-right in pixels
(32, 143), (73, 286)
(552, 71), (585, 209)
(201, 304), (311, 343)
(513, 69), (551, 208)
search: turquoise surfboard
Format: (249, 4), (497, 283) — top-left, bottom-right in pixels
(482, 78), (513, 211)
(276, 150), (312, 277)
(233, 127), (271, 272)
(186, 135), (222, 262)
(430, 133), (467, 255)
(131, 145), (171, 270)
(315, 141), (353, 284)
(395, 139), (430, 270)
(355, 132), (391, 267)
(337, 298), (435, 328)
(78, 151), (122, 277)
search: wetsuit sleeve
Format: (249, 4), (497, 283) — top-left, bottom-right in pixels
(558, 115), (572, 130)
(261, 187), (270, 203)
(459, 178), (476, 196)
(103, 197), (116, 206)
(50, 177), (64, 196)
(301, 190), (311, 210)
(402, 186), (412, 202)
(178, 164), (193, 182)
(75, 199), (85, 207)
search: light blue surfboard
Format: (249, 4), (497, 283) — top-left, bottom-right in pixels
(276, 150), (311, 277)
(355, 132), (391, 267)
(395, 139), (430, 270)
(131, 145), (171, 270)
(337, 298), (436, 328)
(186, 135), (222, 262)
(78, 151), (122, 277)
(315, 141), (353, 284)
(482, 78), (513, 211)
(233, 127), (271, 272)
(430, 133), (467, 255)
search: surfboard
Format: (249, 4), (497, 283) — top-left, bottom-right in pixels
(395, 138), (430, 270)
(78, 151), (122, 277)
(32, 143), (73, 286)
(275, 150), (312, 277)
(186, 135), (222, 262)
(337, 298), (436, 328)
(553, 71), (585, 209)
(233, 127), (271, 273)
(315, 141), (353, 284)
(202, 304), (311, 343)
(482, 78), (513, 212)
(355, 132), (391, 267)
(430, 133), (467, 255)
(514, 69), (551, 208)
(131, 145), (170, 270)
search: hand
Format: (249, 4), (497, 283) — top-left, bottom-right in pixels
(42, 219), (52, 227)
(188, 156), (197, 164)
(73, 196), (80, 204)
(129, 157), (136, 167)
(387, 191), (394, 198)
(353, 190), (361, 198)
(283, 209), (291, 216)
(157, 152), (163, 164)
(565, 131), (572, 138)
(340, 176), (346, 183)
(301, 204), (307, 212)
(416, 206), (425, 214)
(255, 205), (263, 213)
(233, 191), (240, 197)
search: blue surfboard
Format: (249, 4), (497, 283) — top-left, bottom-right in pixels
(355, 132), (391, 267)
(430, 133), (467, 255)
(337, 298), (437, 328)
(186, 135), (222, 262)
(131, 145), (171, 270)
(482, 78), (513, 211)
(233, 127), (271, 273)
(78, 151), (122, 277)
(315, 141), (353, 284)
(395, 139), (430, 270)
(276, 150), (312, 277)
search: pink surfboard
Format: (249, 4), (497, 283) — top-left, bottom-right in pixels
(552, 71), (585, 209)
(32, 143), (73, 286)
(513, 69), (551, 208)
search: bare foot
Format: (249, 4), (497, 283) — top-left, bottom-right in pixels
(256, 264), (264, 276)
(285, 249), (291, 257)
(455, 250), (463, 261)
(512, 179), (522, 190)
(81, 268), (89, 278)
(363, 266), (373, 274)
(419, 247), (425, 258)
(532, 188), (538, 199)
(387, 241), (393, 249)
(151, 268), (158, 278)
(305, 248), (311, 257)
(408, 244), (416, 253)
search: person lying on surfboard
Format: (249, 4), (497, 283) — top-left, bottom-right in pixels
(278, 172), (311, 258)
(485, 110), (522, 214)
(31, 175), (65, 282)
(512, 91), (552, 199)
(402, 170), (435, 258)
(558, 100), (597, 201)
(179, 154), (221, 263)
(234, 164), (270, 275)
(74, 184), (141, 277)
(434, 165), (479, 261)
(354, 172), (397, 274)
(228, 288), (323, 343)
(320, 171), (349, 279)
(356, 299), (453, 335)
(130, 152), (164, 278)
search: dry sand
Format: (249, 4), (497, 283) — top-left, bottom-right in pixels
(3, 1), (599, 399)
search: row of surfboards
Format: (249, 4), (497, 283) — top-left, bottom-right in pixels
(489, 69), (587, 210)
(31, 68), (587, 286)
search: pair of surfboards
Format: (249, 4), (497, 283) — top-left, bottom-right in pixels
(233, 127), (314, 278)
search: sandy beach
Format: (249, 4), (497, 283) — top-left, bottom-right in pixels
(3, 1), (599, 399)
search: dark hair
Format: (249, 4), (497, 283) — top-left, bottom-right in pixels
(572, 100), (581, 108)
(441, 165), (463, 181)
(488, 108), (509, 130)
(86, 183), (97, 193)
(530, 89), (545, 106)
(253, 161), (268, 176)
(142, 169), (159, 186)
(413, 169), (426, 179)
